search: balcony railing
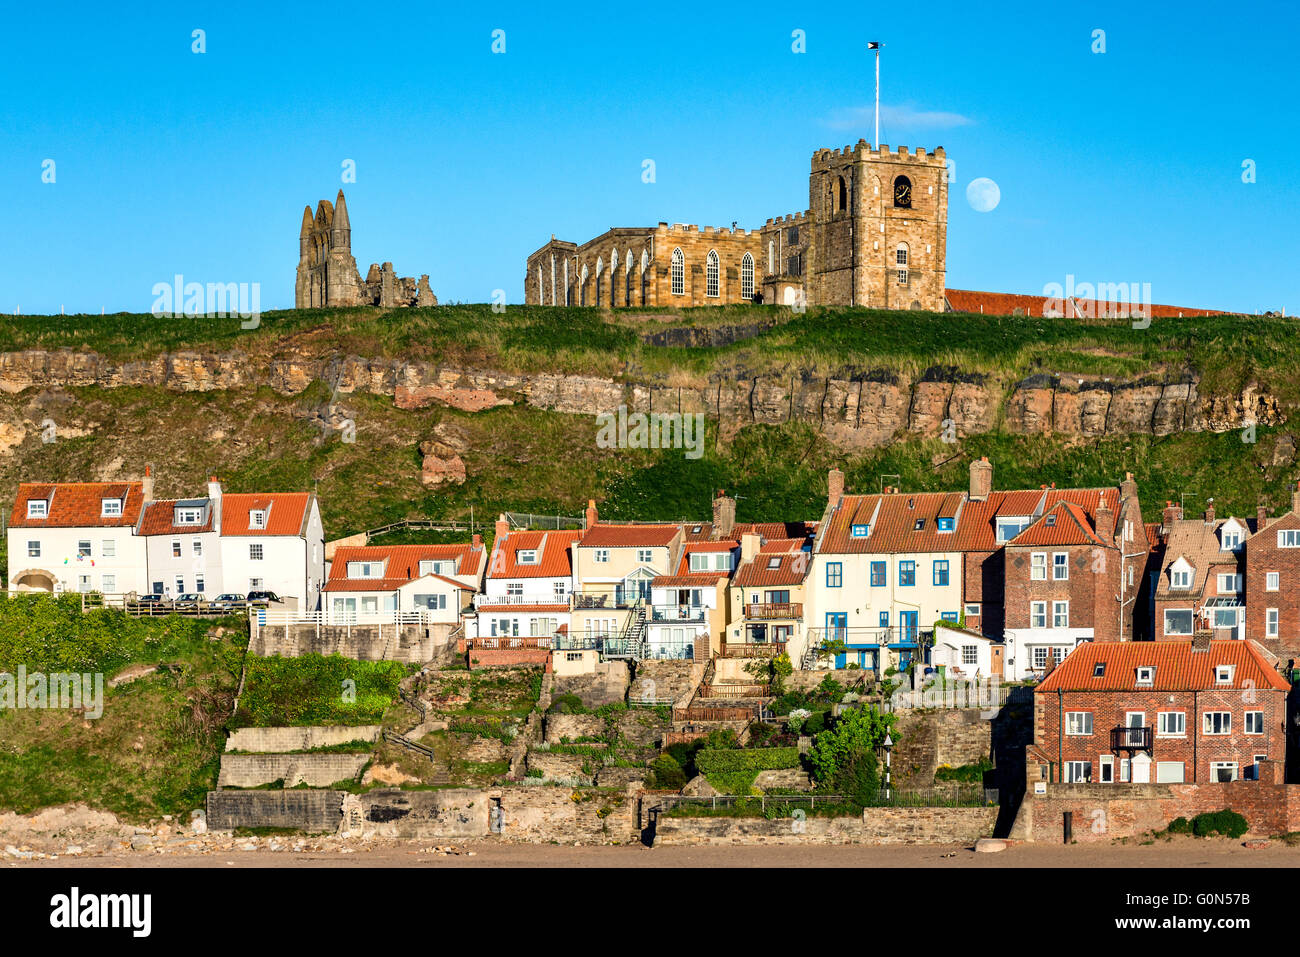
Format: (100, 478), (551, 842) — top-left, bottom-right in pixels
(721, 639), (788, 659)
(473, 593), (568, 608)
(1110, 726), (1153, 751)
(569, 591), (643, 611)
(745, 602), (803, 620)
(805, 625), (932, 647)
(650, 604), (707, 622)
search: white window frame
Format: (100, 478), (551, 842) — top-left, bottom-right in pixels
(1099, 755), (1114, 783)
(1215, 664), (1234, 685)
(594, 548), (609, 564)
(1030, 601), (1047, 628)
(250, 510), (267, 530)
(100, 498), (123, 517)
(26, 500), (48, 518)
(1065, 712), (1093, 736)
(517, 549), (538, 565)
(1163, 609), (1193, 636)
(1136, 666), (1154, 686)
(1267, 608), (1280, 637)
(1053, 552), (1069, 580)
(1216, 573), (1242, 593)
(26, 540), (40, 558)
(740, 252), (754, 300)
(1052, 601), (1069, 629)
(1279, 529), (1300, 548)
(1030, 552), (1046, 581)
(670, 248), (685, 296)
(1267, 571), (1280, 591)
(705, 249), (720, 298)
(1210, 761), (1238, 782)
(1064, 761), (1091, 783)
(1157, 711), (1186, 737)
(1244, 711), (1265, 735)
(1203, 711), (1231, 735)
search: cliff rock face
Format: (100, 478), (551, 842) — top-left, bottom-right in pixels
(0, 348), (1284, 450)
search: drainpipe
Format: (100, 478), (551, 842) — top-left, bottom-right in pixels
(1058, 688), (1064, 783)
(1192, 689), (1198, 783)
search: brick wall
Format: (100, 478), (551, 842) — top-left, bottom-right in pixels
(1010, 776), (1300, 842)
(468, 647), (551, 670)
(1003, 542), (1120, 639)
(252, 621), (456, 663)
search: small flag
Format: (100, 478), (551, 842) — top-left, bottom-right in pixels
(868, 41), (881, 50)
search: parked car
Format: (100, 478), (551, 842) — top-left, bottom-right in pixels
(209, 593), (247, 613)
(245, 591), (283, 607)
(130, 594), (172, 612)
(174, 593), (206, 608)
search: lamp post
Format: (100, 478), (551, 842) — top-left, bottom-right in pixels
(883, 731), (893, 802)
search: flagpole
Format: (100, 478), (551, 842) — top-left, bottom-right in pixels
(869, 41), (883, 148)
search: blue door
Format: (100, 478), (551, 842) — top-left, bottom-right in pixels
(900, 610), (918, 643)
(827, 613), (848, 667)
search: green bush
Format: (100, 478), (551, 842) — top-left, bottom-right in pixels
(1191, 810), (1249, 839)
(934, 758), (993, 783)
(1167, 816), (1192, 835)
(803, 711), (826, 736)
(548, 693), (585, 714)
(695, 747), (801, 775)
(834, 750), (880, 807)
(649, 753), (686, 790)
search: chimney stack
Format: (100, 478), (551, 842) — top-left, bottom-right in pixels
(712, 489), (736, 540)
(1292, 481), (1300, 517)
(827, 469), (845, 508)
(741, 532), (761, 564)
(1205, 499), (1215, 523)
(141, 464), (155, 503)
(969, 457), (992, 502)
(1095, 496), (1116, 542)
(472, 533), (483, 549)
(585, 499), (598, 529)
(494, 513), (509, 541)
(1120, 471), (1138, 501)
(1258, 504), (1269, 531)
(207, 475), (222, 500)
(1162, 500), (1183, 527)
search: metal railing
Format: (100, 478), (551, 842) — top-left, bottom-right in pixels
(570, 591), (642, 610)
(805, 625), (933, 647)
(260, 609), (435, 627)
(650, 604), (707, 622)
(473, 593), (569, 608)
(1111, 726), (1153, 751)
(80, 593), (252, 618)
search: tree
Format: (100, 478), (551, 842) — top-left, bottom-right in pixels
(807, 705), (896, 785)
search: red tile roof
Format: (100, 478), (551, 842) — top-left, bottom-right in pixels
(578, 523), (680, 548)
(139, 499), (215, 535)
(324, 544), (484, 592)
(10, 482), (145, 528)
(486, 529), (580, 580)
(1008, 501), (1105, 547)
(818, 487), (1119, 555)
(1154, 517), (1250, 600)
(220, 493), (312, 537)
(946, 289), (1236, 319)
(733, 551), (810, 588)
(1037, 640), (1288, 692)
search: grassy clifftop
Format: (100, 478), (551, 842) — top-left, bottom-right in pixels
(1, 303), (1294, 398)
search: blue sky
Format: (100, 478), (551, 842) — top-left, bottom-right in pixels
(2, 0), (1296, 315)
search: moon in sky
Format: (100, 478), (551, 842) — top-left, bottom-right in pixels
(966, 177), (1001, 213)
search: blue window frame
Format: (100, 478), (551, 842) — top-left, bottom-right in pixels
(937, 517), (955, 532)
(870, 561), (886, 587)
(933, 559), (950, 587)
(879, 611), (889, 628)
(940, 611), (959, 622)
(899, 560), (916, 587)
(826, 562), (843, 588)
(851, 524), (870, 538)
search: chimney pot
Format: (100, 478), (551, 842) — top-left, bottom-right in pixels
(969, 457), (993, 502)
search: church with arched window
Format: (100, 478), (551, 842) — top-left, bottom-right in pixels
(524, 141), (949, 312)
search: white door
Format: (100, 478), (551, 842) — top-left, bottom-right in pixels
(1131, 753), (1151, 784)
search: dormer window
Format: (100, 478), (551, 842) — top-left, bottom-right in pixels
(1170, 559), (1193, 590)
(101, 498), (123, 517)
(1220, 528), (1242, 550)
(517, 549), (538, 565)
(937, 517), (954, 532)
(1136, 666), (1154, 686)
(1215, 665), (1234, 685)
(346, 560), (384, 579)
(996, 517), (1032, 543)
(175, 507), (203, 525)
(249, 509), (267, 530)
(26, 499), (48, 519)
(851, 524), (870, 538)
(419, 559), (452, 577)
(1045, 514), (1056, 527)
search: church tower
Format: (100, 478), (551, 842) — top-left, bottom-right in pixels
(295, 190), (363, 308)
(806, 141), (948, 311)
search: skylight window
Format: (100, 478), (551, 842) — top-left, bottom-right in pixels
(913, 518), (926, 531)
(1093, 662), (1106, 677)
(767, 557), (781, 569)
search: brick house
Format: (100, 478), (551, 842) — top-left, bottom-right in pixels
(1030, 638), (1289, 785)
(1244, 484), (1300, 660)
(1152, 503), (1252, 643)
(1001, 489), (1146, 681)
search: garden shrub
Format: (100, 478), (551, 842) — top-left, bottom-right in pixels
(1190, 809), (1249, 839)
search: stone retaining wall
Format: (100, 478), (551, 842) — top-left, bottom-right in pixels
(251, 621), (455, 663)
(224, 725), (381, 753)
(217, 753), (370, 788)
(653, 806), (998, 845)
(206, 790), (344, 832)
